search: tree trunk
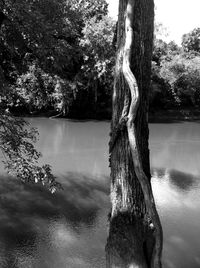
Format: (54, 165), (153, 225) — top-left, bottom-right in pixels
(106, 1), (163, 267)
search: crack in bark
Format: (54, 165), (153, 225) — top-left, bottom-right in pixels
(109, 115), (127, 154)
(122, 1), (163, 267)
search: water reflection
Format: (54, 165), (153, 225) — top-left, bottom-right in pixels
(152, 168), (198, 192)
(152, 168), (200, 268)
(28, 118), (110, 177)
(0, 173), (109, 268)
(149, 122), (200, 176)
(0, 119), (200, 267)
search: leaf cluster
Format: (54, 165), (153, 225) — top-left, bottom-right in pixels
(151, 26), (200, 109)
(0, 109), (61, 192)
(182, 28), (200, 53)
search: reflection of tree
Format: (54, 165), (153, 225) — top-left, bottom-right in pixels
(169, 170), (197, 191)
(152, 168), (200, 268)
(152, 168), (197, 192)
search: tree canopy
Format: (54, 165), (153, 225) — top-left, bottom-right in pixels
(0, 0), (114, 117)
(182, 28), (200, 53)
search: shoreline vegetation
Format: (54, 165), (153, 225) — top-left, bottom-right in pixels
(149, 108), (200, 122)
(9, 107), (200, 122)
(1, 1), (200, 126)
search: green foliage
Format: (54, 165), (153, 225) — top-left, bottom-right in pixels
(80, 15), (115, 91)
(0, 110), (61, 192)
(153, 39), (180, 65)
(151, 38), (181, 109)
(150, 62), (173, 109)
(160, 53), (200, 106)
(151, 25), (200, 110)
(1, 0), (82, 78)
(153, 39), (168, 65)
(15, 62), (75, 114)
(64, 14), (115, 118)
(71, 0), (108, 20)
(0, 0), (112, 117)
(16, 63), (54, 110)
(182, 28), (200, 53)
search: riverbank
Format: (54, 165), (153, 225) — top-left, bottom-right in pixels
(149, 108), (200, 122)
(9, 107), (200, 122)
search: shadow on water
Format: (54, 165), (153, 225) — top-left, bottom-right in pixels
(152, 168), (198, 191)
(169, 169), (199, 191)
(152, 168), (200, 268)
(1, 167), (200, 268)
(0, 172), (109, 231)
(0, 173), (110, 268)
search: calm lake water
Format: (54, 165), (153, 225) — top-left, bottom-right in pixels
(0, 118), (200, 268)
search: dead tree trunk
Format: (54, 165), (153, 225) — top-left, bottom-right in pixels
(106, 1), (163, 267)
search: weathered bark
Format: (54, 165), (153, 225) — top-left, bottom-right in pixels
(106, 1), (163, 267)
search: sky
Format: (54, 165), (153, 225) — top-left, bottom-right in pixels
(106, 0), (200, 45)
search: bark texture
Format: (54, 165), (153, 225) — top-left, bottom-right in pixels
(106, 1), (163, 267)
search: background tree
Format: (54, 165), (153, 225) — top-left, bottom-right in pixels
(150, 40), (181, 110)
(160, 52), (200, 107)
(74, 15), (115, 118)
(0, 0), (81, 114)
(182, 28), (200, 53)
(0, 0), (113, 117)
(106, 1), (162, 268)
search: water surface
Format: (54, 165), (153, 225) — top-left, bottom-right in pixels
(0, 118), (200, 267)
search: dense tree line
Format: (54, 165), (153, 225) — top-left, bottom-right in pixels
(1, 1), (200, 119)
(151, 27), (200, 113)
(0, 0), (114, 118)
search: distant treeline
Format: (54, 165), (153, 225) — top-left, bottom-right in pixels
(1, 0), (200, 119)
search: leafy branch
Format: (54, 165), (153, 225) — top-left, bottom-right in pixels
(0, 109), (61, 193)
